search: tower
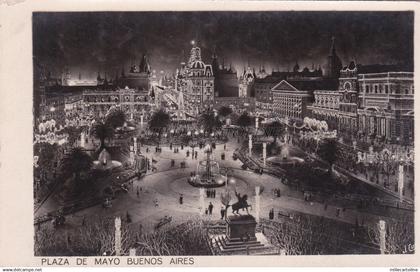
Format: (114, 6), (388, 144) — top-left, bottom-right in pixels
(326, 36), (343, 78)
(140, 53), (151, 74)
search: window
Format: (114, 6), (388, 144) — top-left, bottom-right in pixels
(366, 85), (370, 93)
(374, 85), (378, 93)
(385, 85), (389, 94)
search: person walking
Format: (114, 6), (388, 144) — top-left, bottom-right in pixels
(208, 202), (214, 215)
(179, 194), (183, 205)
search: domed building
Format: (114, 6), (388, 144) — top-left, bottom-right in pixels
(177, 41), (215, 111)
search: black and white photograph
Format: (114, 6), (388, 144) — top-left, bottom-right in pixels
(31, 10), (414, 257)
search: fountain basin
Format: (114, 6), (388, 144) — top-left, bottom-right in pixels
(267, 156), (304, 166)
(93, 160), (122, 170)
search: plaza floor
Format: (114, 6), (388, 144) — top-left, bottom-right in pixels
(36, 139), (412, 235)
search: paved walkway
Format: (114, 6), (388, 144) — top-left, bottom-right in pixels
(37, 140), (411, 235)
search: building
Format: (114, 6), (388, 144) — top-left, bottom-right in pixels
(271, 80), (313, 121)
(83, 87), (151, 119)
(337, 62), (360, 136)
(211, 51), (239, 97)
(325, 37), (343, 79)
(214, 97), (255, 113)
(239, 66), (255, 97)
(307, 90), (341, 130)
(357, 71), (414, 145)
(176, 42), (215, 110)
(116, 54), (151, 91)
(272, 78), (338, 122)
(253, 64), (324, 116)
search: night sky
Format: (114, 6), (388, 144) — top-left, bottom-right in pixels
(33, 11), (414, 79)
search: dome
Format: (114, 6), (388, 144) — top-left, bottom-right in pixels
(192, 60), (205, 69)
(98, 148), (112, 165)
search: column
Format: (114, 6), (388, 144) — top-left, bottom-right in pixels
(263, 142), (267, 166)
(114, 217), (121, 256)
(398, 163), (404, 201)
(255, 186), (260, 223)
(379, 220), (386, 254)
(133, 137), (138, 155)
(80, 131), (85, 148)
(199, 188), (205, 215)
(248, 134), (252, 157)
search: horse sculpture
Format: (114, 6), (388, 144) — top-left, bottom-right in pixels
(228, 191), (252, 215)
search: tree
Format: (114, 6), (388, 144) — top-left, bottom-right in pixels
(92, 122), (114, 149)
(34, 143), (59, 181)
(218, 106), (232, 118)
(199, 111), (222, 134)
(60, 147), (93, 183)
(149, 110), (170, 138)
(263, 215), (344, 255)
(317, 139), (338, 173)
(105, 109), (126, 129)
(368, 217), (414, 254)
(237, 112), (252, 131)
(62, 126), (83, 147)
(265, 121), (285, 143)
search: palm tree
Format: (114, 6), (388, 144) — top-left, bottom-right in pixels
(149, 110), (170, 138)
(265, 121), (285, 143)
(105, 109), (126, 129)
(92, 122), (114, 149)
(317, 139), (338, 174)
(60, 147), (93, 182)
(199, 111), (222, 135)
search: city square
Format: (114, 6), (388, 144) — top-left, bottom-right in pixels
(33, 11), (414, 256)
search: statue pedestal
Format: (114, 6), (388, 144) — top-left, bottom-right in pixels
(226, 215), (257, 241)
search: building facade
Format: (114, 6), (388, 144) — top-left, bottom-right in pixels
(357, 72), (414, 144)
(213, 97), (255, 113)
(176, 43), (215, 110)
(83, 87), (151, 118)
(116, 53), (151, 91)
(307, 90), (340, 130)
(271, 80), (313, 121)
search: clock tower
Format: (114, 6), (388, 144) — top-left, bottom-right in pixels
(337, 61), (359, 137)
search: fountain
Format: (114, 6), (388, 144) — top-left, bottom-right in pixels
(266, 130), (304, 166)
(115, 122), (135, 134)
(188, 144), (226, 188)
(93, 148), (122, 170)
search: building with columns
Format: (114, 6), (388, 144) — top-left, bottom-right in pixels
(83, 87), (151, 119)
(307, 90), (341, 130)
(357, 71), (414, 145)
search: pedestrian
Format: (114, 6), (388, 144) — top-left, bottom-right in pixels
(224, 144), (226, 150)
(221, 208), (225, 220)
(136, 189), (139, 198)
(209, 202), (214, 215)
(205, 208), (208, 215)
(179, 194), (183, 205)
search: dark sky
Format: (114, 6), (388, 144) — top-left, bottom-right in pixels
(33, 11), (414, 80)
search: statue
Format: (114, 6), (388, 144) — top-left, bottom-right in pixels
(230, 190), (252, 215)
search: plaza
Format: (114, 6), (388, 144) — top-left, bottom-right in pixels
(32, 12), (414, 256)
